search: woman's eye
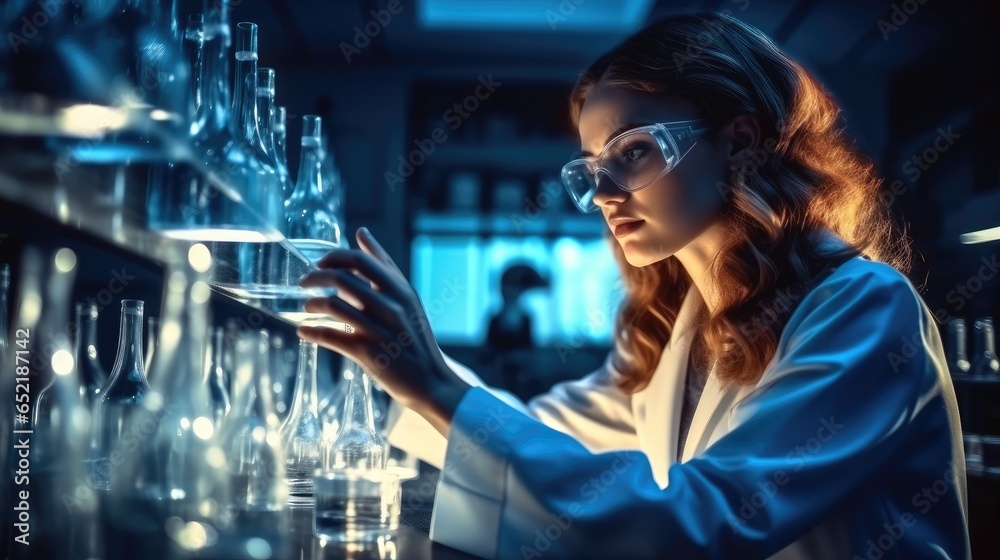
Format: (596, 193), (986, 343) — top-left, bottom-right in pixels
(614, 143), (650, 164)
(624, 147), (647, 161)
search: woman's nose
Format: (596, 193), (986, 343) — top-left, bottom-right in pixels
(591, 172), (628, 208)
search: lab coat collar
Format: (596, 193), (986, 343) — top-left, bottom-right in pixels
(632, 282), (769, 487)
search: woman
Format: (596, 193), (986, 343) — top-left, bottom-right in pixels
(298, 11), (970, 560)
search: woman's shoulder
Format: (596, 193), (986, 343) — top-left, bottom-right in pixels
(781, 253), (928, 345)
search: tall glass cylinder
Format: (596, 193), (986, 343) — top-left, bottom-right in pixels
(280, 340), (323, 506)
(75, 302), (109, 408)
(92, 299), (150, 490)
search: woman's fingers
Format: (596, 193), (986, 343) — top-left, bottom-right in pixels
(303, 294), (383, 338)
(313, 248), (406, 299)
(355, 227), (406, 279)
(299, 269), (402, 321)
(297, 325), (365, 363)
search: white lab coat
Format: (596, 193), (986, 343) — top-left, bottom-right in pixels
(386, 236), (970, 559)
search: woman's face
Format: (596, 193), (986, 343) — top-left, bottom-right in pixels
(577, 86), (732, 267)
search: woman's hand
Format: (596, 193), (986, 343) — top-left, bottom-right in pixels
(296, 227), (470, 437)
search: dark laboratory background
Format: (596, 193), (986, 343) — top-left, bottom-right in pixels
(1, 0), (998, 557)
(233, 0), (1000, 488)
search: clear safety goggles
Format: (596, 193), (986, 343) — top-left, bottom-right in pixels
(560, 120), (712, 213)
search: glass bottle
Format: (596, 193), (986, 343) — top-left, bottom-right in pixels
(945, 318), (971, 374)
(285, 115), (343, 264)
(274, 105), (291, 194)
(232, 22), (283, 230)
(205, 325), (232, 427)
(75, 302), (109, 408)
(325, 360), (388, 471)
(92, 299), (150, 491)
(107, 245), (230, 535)
(232, 22), (286, 291)
(279, 340), (323, 506)
(229, 329), (288, 511)
(971, 317), (1000, 374)
(256, 68), (292, 201)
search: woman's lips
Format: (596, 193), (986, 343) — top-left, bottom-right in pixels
(613, 220), (644, 238)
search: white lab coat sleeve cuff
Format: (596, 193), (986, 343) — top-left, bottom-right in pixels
(385, 350), (529, 470)
(429, 386), (517, 559)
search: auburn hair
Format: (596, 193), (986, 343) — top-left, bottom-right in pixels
(569, 12), (913, 393)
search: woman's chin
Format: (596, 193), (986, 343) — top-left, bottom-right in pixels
(622, 245), (669, 268)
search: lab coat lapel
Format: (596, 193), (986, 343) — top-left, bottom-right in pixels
(632, 283), (704, 489)
(681, 351), (767, 462)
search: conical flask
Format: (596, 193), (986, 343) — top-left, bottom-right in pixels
(325, 360), (388, 471)
(75, 302), (109, 408)
(106, 243), (231, 538)
(971, 317), (1000, 374)
(279, 340), (323, 506)
(92, 298), (150, 491)
(228, 329), (288, 511)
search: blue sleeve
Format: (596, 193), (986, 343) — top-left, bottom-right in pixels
(429, 266), (949, 559)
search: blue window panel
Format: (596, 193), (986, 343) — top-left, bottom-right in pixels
(411, 234), (622, 345)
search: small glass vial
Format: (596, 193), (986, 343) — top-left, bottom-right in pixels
(945, 318), (971, 374)
(971, 317), (1000, 375)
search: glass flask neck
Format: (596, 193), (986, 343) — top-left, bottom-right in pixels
(75, 303), (107, 402)
(256, 71), (276, 144)
(105, 300), (148, 397)
(340, 366), (379, 434)
(200, 2), (233, 137)
(293, 132), (324, 199)
(288, 341), (319, 417)
(232, 25), (267, 155)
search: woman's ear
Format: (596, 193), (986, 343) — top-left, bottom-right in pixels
(718, 114), (761, 171)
